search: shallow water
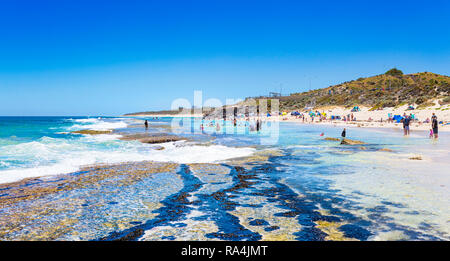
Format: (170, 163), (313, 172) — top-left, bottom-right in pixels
(0, 116), (448, 240)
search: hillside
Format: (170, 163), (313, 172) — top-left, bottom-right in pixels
(125, 69), (450, 118)
(267, 69), (450, 111)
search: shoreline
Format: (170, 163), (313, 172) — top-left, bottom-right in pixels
(265, 116), (450, 133)
(0, 113), (447, 186)
(124, 102), (450, 132)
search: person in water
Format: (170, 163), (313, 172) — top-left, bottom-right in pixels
(144, 120), (149, 130)
(216, 122), (221, 132)
(341, 128), (346, 142)
(432, 113), (438, 139)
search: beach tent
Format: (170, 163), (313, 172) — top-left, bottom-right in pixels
(291, 111), (300, 116)
(392, 115), (403, 123)
(351, 106), (360, 112)
(406, 105), (415, 110)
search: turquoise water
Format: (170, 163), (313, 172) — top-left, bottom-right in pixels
(0, 116), (449, 240)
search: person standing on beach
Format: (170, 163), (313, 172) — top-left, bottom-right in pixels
(403, 115), (411, 136)
(341, 128), (346, 142)
(144, 120), (149, 130)
(432, 113), (438, 139)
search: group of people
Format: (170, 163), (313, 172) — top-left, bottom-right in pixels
(198, 117), (263, 133)
(401, 113), (439, 138)
(142, 111), (441, 139)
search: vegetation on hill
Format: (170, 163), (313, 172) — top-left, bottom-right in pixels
(262, 70), (450, 111)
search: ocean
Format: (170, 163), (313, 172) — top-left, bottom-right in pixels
(0, 116), (448, 240)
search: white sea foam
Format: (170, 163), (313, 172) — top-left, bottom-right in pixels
(73, 118), (100, 123)
(0, 137), (255, 184)
(147, 141), (256, 164)
(68, 119), (128, 131)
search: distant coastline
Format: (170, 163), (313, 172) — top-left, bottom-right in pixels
(123, 113), (203, 118)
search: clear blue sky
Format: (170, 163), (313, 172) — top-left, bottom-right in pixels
(0, 0), (449, 116)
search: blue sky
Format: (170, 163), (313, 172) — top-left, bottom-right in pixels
(0, 0), (449, 116)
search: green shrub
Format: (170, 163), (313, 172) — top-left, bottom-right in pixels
(385, 68), (403, 76)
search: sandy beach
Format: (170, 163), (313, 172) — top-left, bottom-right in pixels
(263, 102), (450, 133)
(137, 101), (450, 133)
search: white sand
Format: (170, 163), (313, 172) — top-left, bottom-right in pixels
(266, 101), (450, 132)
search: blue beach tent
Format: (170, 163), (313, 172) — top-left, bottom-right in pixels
(392, 115), (403, 123)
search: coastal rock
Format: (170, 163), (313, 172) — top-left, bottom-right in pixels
(71, 130), (112, 135)
(379, 148), (394, 152)
(340, 139), (367, 145)
(119, 133), (185, 144)
(323, 137), (367, 145)
(324, 137), (340, 142)
(139, 136), (184, 144)
(409, 156), (422, 160)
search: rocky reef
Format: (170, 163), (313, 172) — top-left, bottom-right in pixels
(323, 137), (367, 145)
(71, 130), (112, 135)
(119, 133), (186, 144)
